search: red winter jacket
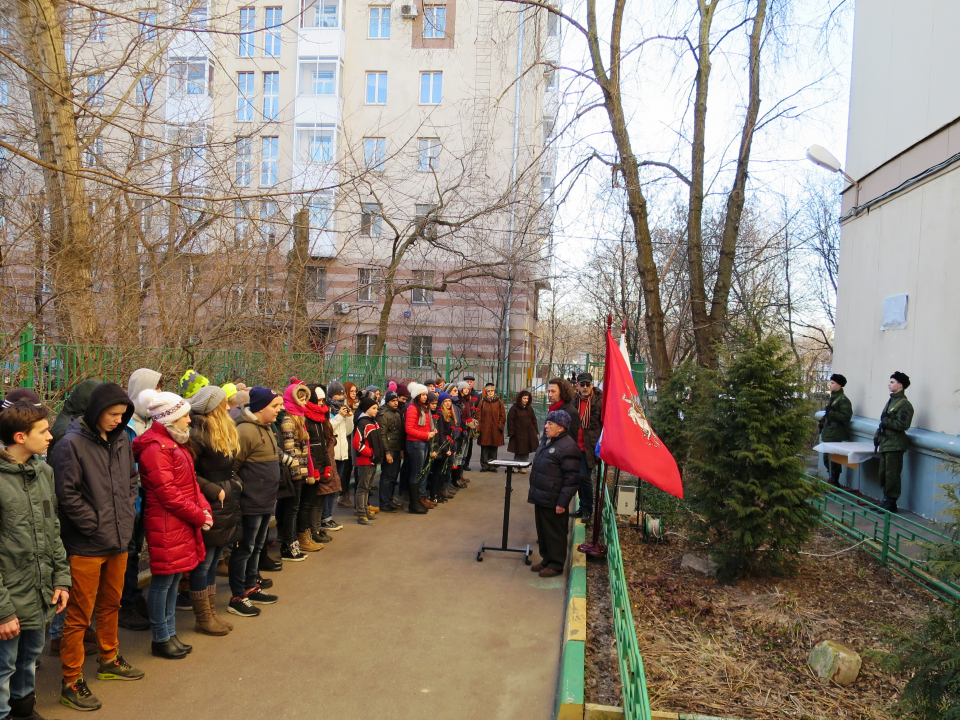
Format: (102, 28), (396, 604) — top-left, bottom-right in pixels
(132, 423), (211, 575)
(405, 403), (433, 442)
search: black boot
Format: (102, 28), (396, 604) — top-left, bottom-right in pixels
(9, 691), (45, 720)
(258, 551), (282, 572)
(169, 634), (192, 654)
(408, 481), (427, 514)
(151, 639), (187, 659)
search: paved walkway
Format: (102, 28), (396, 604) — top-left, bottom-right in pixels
(35, 461), (566, 719)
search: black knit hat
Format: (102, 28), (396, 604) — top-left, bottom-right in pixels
(384, 391), (398, 403)
(830, 373), (847, 387)
(891, 371), (910, 389)
(357, 397), (378, 415)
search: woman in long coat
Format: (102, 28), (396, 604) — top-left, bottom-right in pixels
(507, 390), (539, 471)
(477, 383), (506, 472)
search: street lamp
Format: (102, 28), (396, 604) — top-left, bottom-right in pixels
(806, 145), (860, 208)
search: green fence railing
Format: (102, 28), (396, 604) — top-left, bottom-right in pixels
(808, 476), (960, 604)
(603, 484), (653, 720)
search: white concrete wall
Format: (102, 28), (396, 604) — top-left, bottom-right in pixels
(846, 0), (960, 178)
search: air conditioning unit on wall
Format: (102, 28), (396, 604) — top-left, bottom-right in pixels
(333, 302), (351, 315)
(400, 4), (418, 18)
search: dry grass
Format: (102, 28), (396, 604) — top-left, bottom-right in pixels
(586, 523), (941, 719)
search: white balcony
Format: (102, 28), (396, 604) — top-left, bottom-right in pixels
(297, 26), (345, 59)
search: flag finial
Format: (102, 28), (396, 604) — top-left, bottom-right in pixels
(607, 314), (613, 331)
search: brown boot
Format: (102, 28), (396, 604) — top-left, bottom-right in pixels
(206, 585), (232, 632)
(191, 591), (228, 636)
(298, 530), (323, 552)
(421, 497), (438, 509)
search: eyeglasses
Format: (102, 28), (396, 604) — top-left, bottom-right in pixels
(578, 382), (592, 387)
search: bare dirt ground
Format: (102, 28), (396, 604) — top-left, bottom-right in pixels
(586, 521), (941, 719)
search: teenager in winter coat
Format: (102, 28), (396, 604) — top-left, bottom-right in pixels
(187, 385), (242, 637)
(132, 390), (212, 660)
(351, 397), (384, 524)
(477, 383), (506, 472)
(0, 402), (71, 720)
(428, 393), (458, 503)
(378, 391), (406, 511)
(302, 384), (339, 543)
(507, 390), (540, 468)
(527, 410), (580, 578)
(404, 383), (435, 513)
(275, 381), (313, 560)
(49, 379), (102, 459)
(328, 381), (355, 507)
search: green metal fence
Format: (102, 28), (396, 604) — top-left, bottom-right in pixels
(603, 484), (653, 720)
(808, 476), (960, 604)
(1, 327), (650, 413)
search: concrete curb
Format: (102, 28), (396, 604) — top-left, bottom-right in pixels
(556, 520), (587, 720)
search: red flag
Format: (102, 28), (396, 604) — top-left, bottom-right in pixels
(598, 329), (683, 498)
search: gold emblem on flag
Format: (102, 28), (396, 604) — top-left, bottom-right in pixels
(623, 394), (661, 447)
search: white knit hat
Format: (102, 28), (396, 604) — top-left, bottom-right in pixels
(407, 383), (429, 401)
(138, 389), (191, 425)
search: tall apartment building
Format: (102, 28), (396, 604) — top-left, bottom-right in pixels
(829, 0), (960, 518)
(0, 0), (558, 369)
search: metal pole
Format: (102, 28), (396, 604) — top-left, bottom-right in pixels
(579, 460), (608, 557)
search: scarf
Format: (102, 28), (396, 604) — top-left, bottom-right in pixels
(578, 391), (593, 430)
(166, 424), (191, 445)
(304, 401), (328, 424)
(549, 400), (564, 412)
(283, 383), (314, 477)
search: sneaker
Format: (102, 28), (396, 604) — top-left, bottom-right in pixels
(321, 518), (343, 531)
(367, 505), (380, 515)
(61, 676), (102, 711)
(281, 542), (307, 562)
(246, 588), (278, 605)
(228, 596), (261, 617)
(379, 503), (397, 512)
(317, 530), (333, 544)
(175, 590), (192, 611)
(255, 574), (274, 590)
(118, 605), (151, 631)
(356, 515), (373, 525)
(97, 654), (145, 681)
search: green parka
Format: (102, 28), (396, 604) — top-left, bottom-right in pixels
(0, 451), (71, 629)
(873, 391), (914, 452)
(819, 389), (853, 442)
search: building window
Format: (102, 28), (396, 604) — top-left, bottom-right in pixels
(236, 137), (252, 185)
(234, 200), (251, 244)
(369, 7), (390, 38)
(135, 76), (154, 105)
(87, 74), (104, 105)
(188, 2), (208, 28)
(296, 124), (335, 163)
(237, 72), (254, 121)
(419, 72), (442, 104)
(411, 269), (434, 305)
(357, 268), (379, 302)
(139, 10), (157, 41)
(260, 200), (278, 245)
(309, 192), (333, 231)
(301, 0), (338, 27)
(365, 72), (387, 104)
(264, 7), (282, 56)
(410, 335), (433, 367)
(305, 266), (327, 301)
(0, 79), (7, 106)
(299, 61), (336, 95)
(417, 138), (439, 171)
(541, 174), (552, 203)
(171, 59), (208, 96)
(90, 10), (105, 42)
(239, 8), (256, 56)
(261, 136), (279, 186)
(363, 138), (386, 171)
(545, 68), (556, 92)
(360, 203), (381, 237)
(309, 324), (332, 350)
(137, 137), (154, 162)
(547, 11), (559, 37)
(356, 333), (377, 355)
(134, 199), (156, 233)
(422, 6), (446, 38)
(254, 270), (275, 312)
(415, 203), (437, 238)
(263, 71), (279, 120)
(85, 137), (103, 166)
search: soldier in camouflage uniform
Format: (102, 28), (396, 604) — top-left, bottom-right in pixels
(872, 371), (914, 513)
(819, 373), (853, 486)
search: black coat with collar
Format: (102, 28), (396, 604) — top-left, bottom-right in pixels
(527, 430), (581, 509)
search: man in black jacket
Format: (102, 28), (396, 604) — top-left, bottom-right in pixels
(527, 410), (581, 578)
(53, 382), (145, 711)
(572, 372), (603, 521)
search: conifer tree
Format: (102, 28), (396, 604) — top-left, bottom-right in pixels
(651, 360), (707, 476)
(687, 334), (819, 579)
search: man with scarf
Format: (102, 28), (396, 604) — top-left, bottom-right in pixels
(873, 371), (914, 513)
(571, 372), (603, 520)
(819, 373), (853, 487)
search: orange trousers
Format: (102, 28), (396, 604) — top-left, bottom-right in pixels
(61, 554), (127, 683)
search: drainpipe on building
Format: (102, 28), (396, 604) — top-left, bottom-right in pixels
(502, 5), (525, 373)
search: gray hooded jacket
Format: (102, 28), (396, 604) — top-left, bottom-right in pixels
(127, 368), (162, 436)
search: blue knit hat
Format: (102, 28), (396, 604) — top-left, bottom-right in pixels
(545, 409), (571, 429)
(438, 392), (452, 405)
(248, 386), (278, 413)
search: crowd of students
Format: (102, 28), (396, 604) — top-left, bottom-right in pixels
(0, 366), (603, 717)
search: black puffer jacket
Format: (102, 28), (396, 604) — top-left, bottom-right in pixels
(190, 414), (242, 548)
(527, 430), (581, 509)
(52, 383), (139, 557)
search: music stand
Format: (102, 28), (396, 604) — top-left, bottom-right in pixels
(477, 460), (533, 564)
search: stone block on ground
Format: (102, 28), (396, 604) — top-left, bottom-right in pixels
(680, 553), (718, 577)
(808, 640), (862, 686)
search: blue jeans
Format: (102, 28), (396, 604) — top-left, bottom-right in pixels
(380, 453), (402, 506)
(0, 627), (45, 715)
(320, 492), (336, 522)
(229, 513), (271, 597)
(120, 487), (146, 609)
(578, 453), (594, 514)
(147, 572), (182, 643)
(189, 545), (223, 592)
(405, 441), (429, 497)
(49, 608), (65, 640)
